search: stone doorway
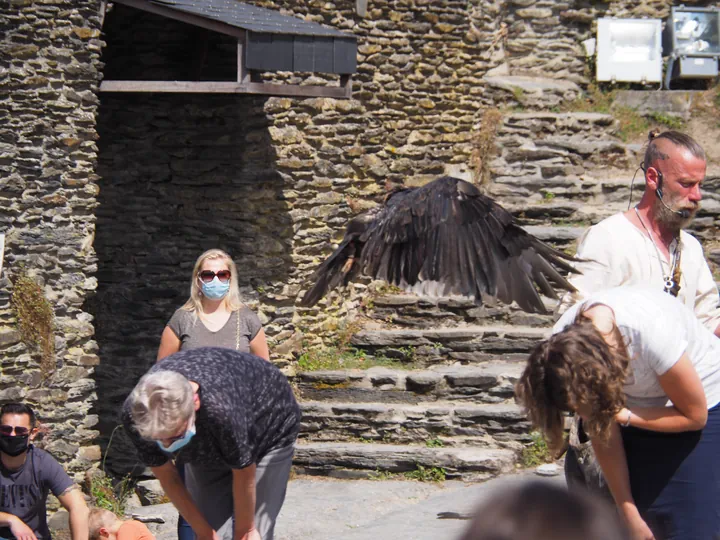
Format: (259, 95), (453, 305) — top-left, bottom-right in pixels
(88, 4), (293, 473)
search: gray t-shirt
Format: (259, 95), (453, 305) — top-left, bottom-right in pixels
(0, 446), (74, 540)
(167, 307), (262, 353)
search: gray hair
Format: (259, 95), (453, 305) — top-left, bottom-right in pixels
(643, 130), (706, 171)
(128, 370), (194, 440)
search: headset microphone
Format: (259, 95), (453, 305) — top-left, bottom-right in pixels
(655, 170), (691, 219)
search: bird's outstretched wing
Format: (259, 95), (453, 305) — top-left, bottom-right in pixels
(300, 176), (580, 314)
(299, 211), (377, 308)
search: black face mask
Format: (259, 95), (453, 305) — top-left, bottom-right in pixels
(0, 434), (29, 457)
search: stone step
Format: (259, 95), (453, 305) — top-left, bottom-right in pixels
(299, 400), (531, 449)
(296, 362), (524, 404)
(523, 225), (584, 243)
(293, 441), (517, 481)
(483, 77), (583, 110)
(365, 294), (554, 329)
(350, 325), (548, 367)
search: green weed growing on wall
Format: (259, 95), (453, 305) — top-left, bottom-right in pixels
(10, 272), (55, 378)
(471, 108), (503, 187)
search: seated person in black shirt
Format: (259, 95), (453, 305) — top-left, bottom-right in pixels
(0, 403), (89, 540)
(122, 347), (301, 540)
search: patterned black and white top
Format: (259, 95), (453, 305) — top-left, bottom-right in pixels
(122, 347), (301, 469)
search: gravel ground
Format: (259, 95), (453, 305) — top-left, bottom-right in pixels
(124, 470), (563, 540)
(50, 469), (564, 540)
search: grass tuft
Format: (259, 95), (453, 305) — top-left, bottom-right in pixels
(86, 474), (135, 516)
(520, 431), (554, 468)
(297, 347), (408, 371)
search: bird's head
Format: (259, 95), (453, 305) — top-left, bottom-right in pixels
(384, 180), (411, 204)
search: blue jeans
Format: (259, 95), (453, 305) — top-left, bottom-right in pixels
(177, 463), (195, 540)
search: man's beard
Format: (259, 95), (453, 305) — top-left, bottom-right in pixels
(654, 193), (699, 231)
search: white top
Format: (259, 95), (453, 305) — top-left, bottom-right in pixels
(557, 213), (720, 333)
(555, 285), (720, 409)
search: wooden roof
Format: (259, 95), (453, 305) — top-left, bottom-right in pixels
(100, 0), (357, 98)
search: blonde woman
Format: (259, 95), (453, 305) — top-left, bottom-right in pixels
(157, 249), (268, 540)
(158, 249), (269, 361)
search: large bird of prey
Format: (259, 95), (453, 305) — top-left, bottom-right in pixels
(299, 176), (580, 314)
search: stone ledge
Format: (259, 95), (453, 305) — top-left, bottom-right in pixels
(299, 400), (530, 446)
(293, 442), (517, 481)
(350, 326), (548, 361)
(296, 363), (524, 404)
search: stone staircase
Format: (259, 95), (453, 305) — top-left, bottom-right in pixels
(293, 307), (546, 480)
(291, 109), (720, 482)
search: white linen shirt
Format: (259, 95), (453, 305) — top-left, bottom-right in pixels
(557, 213), (720, 333)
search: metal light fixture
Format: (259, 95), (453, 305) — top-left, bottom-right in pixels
(662, 6), (720, 89)
(596, 18), (663, 84)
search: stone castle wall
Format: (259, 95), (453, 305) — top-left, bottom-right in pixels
(0, 0), (104, 479)
(1, 0), (701, 473)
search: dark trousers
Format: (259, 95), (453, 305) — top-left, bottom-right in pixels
(623, 403), (720, 539)
(566, 408), (720, 539)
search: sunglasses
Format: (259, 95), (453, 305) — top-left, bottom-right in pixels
(198, 270), (231, 283)
(0, 425), (30, 437)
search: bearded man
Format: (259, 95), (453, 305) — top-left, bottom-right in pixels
(556, 130), (720, 498)
(558, 130), (720, 336)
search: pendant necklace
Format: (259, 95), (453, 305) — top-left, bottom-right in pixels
(634, 207), (677, 293)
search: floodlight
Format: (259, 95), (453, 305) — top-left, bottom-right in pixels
(597, 18), (663, 84)
(662, 6), (720, 88)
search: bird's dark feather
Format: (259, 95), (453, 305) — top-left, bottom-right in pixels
(300, 176), (581, 313)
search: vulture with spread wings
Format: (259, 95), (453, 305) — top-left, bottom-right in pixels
(300, 176), (580, 314)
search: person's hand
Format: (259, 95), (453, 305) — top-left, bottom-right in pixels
(194, 528), (220, 540)
(624, 511), (655, 540)
(236, 527), (261, 540)
(614, 407), (630, 425)
(9, 516), (38, 540)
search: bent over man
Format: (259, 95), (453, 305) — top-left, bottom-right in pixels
(123, 347), (301, 540)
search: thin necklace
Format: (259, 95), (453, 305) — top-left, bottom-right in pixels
(634, 207), (677, 293)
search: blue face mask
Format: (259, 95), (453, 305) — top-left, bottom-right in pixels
(156, 424), (196, 453)
(200, 277), (230, 300)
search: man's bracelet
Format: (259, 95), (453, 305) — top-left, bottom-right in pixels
(621, 409), (632, 428)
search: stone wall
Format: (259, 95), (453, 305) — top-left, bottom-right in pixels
(3, 0), (713, 475)
(0, 0), (104, 479)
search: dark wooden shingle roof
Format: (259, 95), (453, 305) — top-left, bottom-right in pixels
(103, 0), (357, 96)
(151, 0), (351, 37)
(146, 0), (357, 74)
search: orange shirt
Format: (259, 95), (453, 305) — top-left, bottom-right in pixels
(117, 520), (155, 540)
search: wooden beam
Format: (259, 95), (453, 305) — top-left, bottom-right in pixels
(112, 0), (247, 39)
(99, 0), (109, 27)
(237, 40), (249, 84)
(99, 80), (353, 98)
(340, 74), (353, 99)
(356, 0), (369, 18)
